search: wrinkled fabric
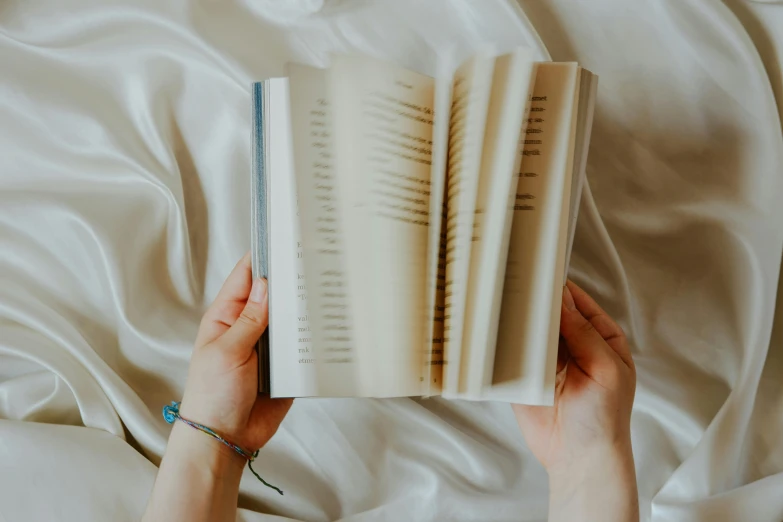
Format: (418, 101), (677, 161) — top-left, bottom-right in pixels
(1, 0), (782, 521)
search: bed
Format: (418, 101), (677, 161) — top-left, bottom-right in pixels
(1, 0), (782, 520)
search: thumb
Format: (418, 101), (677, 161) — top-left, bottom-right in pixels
(560, 285), (620, 377)
(220, 278), (269, 352)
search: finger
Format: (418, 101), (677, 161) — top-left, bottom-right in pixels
(560, 285), (622, 378)
(218, 277), (269, 354)
(213, 252), (254, 305)
(566, 280), (633, 370)
(197, 253), (254, 346)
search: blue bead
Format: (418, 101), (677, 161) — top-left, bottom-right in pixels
(162, 401), (180, 424)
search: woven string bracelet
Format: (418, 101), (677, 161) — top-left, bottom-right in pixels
(162, 401), (283, 495)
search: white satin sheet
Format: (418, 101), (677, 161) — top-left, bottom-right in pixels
(1, 0), (782, 521)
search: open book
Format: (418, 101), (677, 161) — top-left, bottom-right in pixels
(251, 48), (597, 404)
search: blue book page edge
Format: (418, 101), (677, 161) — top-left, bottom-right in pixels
(251, 81), (271, 393)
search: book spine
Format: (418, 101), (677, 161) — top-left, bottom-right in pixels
(251, 81), (271, 394)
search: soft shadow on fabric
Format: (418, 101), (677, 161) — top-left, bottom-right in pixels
(171, 120), (209, 302)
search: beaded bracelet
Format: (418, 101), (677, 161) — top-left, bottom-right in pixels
(162, 401), (283, 495)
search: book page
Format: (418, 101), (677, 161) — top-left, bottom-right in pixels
(329, 55), (436, 397)
(251, 82), (269, 393)
(458, 49), (537, 396)
(422, 65), (454, 394)
(485, 63), (580, 405)
(563, 70), (598, 275)
(265, 78), (318, 397)
(538, 70), (596, 403)
(441, 51), (495, 397)
(287, 63), (359, 396)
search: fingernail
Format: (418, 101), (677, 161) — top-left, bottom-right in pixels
(563, 285), (576, 311)
(250, 278), (267, 303)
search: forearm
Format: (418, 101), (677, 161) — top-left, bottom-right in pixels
(143, 422), (245, 522)
(547, 444), (639, 522)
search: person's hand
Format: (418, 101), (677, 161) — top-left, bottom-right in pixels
(144, 253), (291, 522)
(179, 252), (292, 453)
(513, 280), (638, 522)
(513, 279), (635, 469)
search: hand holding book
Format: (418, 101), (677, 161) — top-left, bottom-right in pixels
(142, 260), (637, 521)
(513, 281), (639, 522)
(166, 256), (636, 473)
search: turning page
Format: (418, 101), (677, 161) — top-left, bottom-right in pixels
(458, 48), (537, 396)
(563, 70), (598, 274)
(287, 63), (359, 396)
(486, 63), (581, 405)
(328, 55), (436, 397)
(441, 51), (496, 397)
(422, 60), (455, 395)
(260, 78), (318, 397)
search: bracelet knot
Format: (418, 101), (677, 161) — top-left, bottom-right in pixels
(161, 400), (283, 495)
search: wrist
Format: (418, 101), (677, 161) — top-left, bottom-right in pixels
(547, 443), (638, 522)
(167, 421), (247, 481)
(144, 418), (247, 521)
(547, 438), (633, 482)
